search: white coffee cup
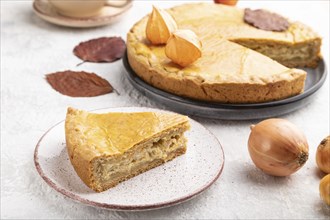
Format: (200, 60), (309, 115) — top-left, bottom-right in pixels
(49, 0), (130, 18)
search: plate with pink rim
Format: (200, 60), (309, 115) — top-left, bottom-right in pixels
(32, 0), (133, 28)
(34, 107), (225, 211)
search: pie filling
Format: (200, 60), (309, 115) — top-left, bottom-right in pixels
(232, 40), (321, 67)
(92, 129), (187, 187)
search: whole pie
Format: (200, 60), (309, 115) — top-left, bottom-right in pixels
(65, 107), (190, 192)
(127, 3), (321, 103)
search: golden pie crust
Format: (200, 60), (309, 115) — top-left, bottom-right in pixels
(65, 107), (190, 192)
(127, 3), (321, 103)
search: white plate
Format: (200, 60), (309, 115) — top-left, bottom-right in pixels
(32, 0), (132, 28)
(34, 107), (224, 211)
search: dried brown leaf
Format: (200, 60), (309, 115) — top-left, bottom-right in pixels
(46, 70), (113, 97)
(244, 9), (290, 32)
(73, 37), (126, 63)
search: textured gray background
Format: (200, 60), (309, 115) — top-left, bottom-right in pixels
(1, 0), (329, 219)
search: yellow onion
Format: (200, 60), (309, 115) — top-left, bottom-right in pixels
(248, 118), (309, 176)
(316, 135), (330, 174)
(319, 174), (330, 206)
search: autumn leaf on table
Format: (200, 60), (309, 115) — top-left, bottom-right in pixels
(73, 37), (126, 64)
(46, 70), (114, 97)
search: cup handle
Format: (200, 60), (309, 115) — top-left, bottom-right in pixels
(104, 0), (131, 8)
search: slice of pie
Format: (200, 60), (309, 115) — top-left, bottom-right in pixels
(127, 3), (321, 103)
(65, 107), (190, 192)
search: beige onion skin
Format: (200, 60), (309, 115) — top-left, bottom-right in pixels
(319, 174), (330, 206)
(316, 135), (330, 174)
(248, 118), (309, 176)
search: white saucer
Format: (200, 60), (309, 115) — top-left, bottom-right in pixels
(32, 0), (132, 28)
(34, 107), (225, 211)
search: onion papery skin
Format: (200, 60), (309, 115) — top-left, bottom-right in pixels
(316, 136), (330, 174)
(248, 118), (309, 177)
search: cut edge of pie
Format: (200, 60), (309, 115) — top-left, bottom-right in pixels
(65, 107), (190, 192)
